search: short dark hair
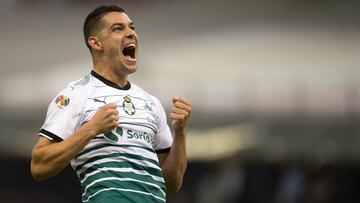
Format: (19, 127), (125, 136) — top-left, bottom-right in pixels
(83, 5), (125, 50)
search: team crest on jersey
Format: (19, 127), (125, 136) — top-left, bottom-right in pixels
(55, 95), (70, 108)
(123, 95), (136, 115)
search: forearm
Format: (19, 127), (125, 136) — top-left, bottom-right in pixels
(31, 124), (96, 181)
(161, 130), (187, 193)
(161, 97), (191, 193)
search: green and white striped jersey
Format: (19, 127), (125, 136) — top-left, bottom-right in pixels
(39, 71), (173, 203)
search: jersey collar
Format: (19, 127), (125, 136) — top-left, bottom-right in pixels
(91, 70), (131, 90)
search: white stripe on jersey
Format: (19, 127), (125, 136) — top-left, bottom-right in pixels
(80, 167), (165, 185)
(83, 187), (166, 202)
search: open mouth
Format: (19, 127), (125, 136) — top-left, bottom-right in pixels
(122, 43), (136, 61)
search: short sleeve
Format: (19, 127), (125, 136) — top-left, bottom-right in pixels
(153, 97), (173, 153)
(39, 87), (81, 141)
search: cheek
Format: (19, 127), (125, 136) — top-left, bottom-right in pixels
(107, 45), (121, 59)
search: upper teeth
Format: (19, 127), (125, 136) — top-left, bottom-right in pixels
(126, 43), (136, 48)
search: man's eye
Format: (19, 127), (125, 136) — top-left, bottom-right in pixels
(130, 26), (135, 30)
(114, 26), (123, 31)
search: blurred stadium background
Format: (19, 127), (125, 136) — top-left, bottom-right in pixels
(1, 0), (360, 202)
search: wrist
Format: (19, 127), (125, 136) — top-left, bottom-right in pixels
(174, 127), (186, 136)
(79, 122), (98, 138)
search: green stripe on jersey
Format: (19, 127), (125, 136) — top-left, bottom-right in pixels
(81, 167), (164, 185)
(82, 177), (165, 202)
(76, 143), (155, 159)
(83, 187), (165, 203)
(81, 170), (166, 192)
(75, 152), (160, 172)
(78, 161), (164, 180)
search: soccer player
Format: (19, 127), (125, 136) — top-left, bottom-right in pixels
(30, 5), (192, 203)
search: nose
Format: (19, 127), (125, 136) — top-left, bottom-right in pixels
(126, 27), (137, 40)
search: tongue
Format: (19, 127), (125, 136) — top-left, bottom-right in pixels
(124, 55), (135, 61)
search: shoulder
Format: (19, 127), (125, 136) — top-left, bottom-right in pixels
(53, 74), (92, 106)
(68, 74), (92, 91)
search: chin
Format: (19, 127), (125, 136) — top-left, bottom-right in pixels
(127, 68), (138, 74)
(126, 64), (138, 73)
(115, 64), (137, 76)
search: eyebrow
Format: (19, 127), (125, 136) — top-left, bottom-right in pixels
(110, 22), (135, 28)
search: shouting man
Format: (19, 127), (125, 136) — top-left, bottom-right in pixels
(31, 5), (192, 203)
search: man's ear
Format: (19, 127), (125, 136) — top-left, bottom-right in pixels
(88, 36), (103, 51)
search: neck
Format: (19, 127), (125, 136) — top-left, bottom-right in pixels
(93, 62), (129, 88)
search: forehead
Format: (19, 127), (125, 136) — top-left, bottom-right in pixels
(101, 12), (133, 25)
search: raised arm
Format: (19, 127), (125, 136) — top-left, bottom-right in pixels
(158, 97), (192, 193)
(31, 103), (119, 181)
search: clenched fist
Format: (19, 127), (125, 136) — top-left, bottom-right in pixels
(86, 103), (119, 136)
(170, 97), (192, 134)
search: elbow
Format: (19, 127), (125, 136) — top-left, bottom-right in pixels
(31, 145), (50, 182)
(167, 185), (181, 194)
(31, 150), (50, 182)
(30, 161), (47, 182)
(166, 176), (183, 194)
(32, 172), (45, 182)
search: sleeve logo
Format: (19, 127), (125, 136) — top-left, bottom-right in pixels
(55, 95), (70, 108)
